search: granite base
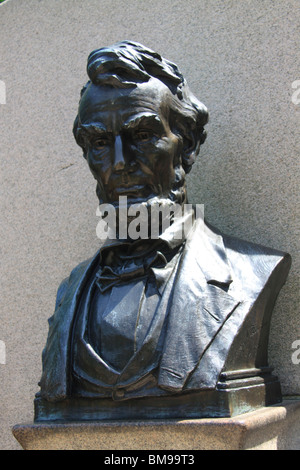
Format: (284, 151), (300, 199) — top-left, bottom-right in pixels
(12, 399), (300, 450)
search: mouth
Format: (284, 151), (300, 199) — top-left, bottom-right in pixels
(115, 184), (145, 196)
(111, 183), (159, 200)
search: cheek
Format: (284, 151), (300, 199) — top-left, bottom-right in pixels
(137, 137), (179, 169)
(154, 137), (180, 174)
(87, 149), (112, 183)
(142, 139), (178, 191)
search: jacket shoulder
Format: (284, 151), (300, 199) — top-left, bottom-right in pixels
(221, 231), (291, 296)
(54, 253), (99, 311)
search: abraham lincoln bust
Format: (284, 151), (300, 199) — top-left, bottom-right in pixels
(35, 41), (291, 421)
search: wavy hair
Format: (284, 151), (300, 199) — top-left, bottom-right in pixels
(73, 40), (208, 174)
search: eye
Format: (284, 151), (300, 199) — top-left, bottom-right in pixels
(93, 137), (110, 149)
(134, 130), (153, 142)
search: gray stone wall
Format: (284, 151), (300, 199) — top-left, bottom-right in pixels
(0, 0), (299, 449)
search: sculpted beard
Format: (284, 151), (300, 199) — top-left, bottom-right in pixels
(96, 164), (187, 240)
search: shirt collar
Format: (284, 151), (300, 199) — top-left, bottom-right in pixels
(99, 207), (194, 256)
(97, 209), (232, 293)
(97, 210), (193, 293)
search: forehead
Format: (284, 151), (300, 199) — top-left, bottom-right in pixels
(78, 78), (173, 130)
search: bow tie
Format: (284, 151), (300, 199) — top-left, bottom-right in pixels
(95, 242), (171, 293)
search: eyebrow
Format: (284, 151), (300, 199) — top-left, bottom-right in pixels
(76, 112), (164, 138)
(77, 122), (107, 136)
(123, 113), (164, 130)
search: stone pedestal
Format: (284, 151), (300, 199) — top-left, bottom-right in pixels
(12, 400), (300, 450)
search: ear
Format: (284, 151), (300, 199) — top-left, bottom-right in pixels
(179, 125), (202, 173)
(182, 127), (201, 157)
(73, 115), (88, 159)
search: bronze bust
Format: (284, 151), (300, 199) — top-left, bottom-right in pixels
(35, 41), (291, 421)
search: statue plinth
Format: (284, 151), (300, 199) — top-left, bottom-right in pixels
(12, 400), (300, 450)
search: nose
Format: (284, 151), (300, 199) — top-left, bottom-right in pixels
(113, 135), (126, 172)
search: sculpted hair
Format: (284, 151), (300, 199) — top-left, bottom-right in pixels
(73, 40), (208, 173)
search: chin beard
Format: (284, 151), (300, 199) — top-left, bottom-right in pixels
(96, 165), (188, 240)
(114, 194), (186, 240)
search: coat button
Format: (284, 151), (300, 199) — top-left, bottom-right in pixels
(114, 388), (125, 399)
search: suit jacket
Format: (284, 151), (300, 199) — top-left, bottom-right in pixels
(38, 219), (291, 402)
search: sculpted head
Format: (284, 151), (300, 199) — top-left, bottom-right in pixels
(73, 41), (208, 207)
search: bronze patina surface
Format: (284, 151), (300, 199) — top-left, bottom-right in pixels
(35, 41), (291, 422)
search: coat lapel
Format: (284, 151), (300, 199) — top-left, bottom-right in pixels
(158, 219), (241, 392)
(116, 250), (182, 388)
(39, 252), (100, 400)
(40, 219), (241, 400)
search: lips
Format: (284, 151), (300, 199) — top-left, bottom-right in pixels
(107, 182), (157, 201)
(115, 184), (145, 194)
